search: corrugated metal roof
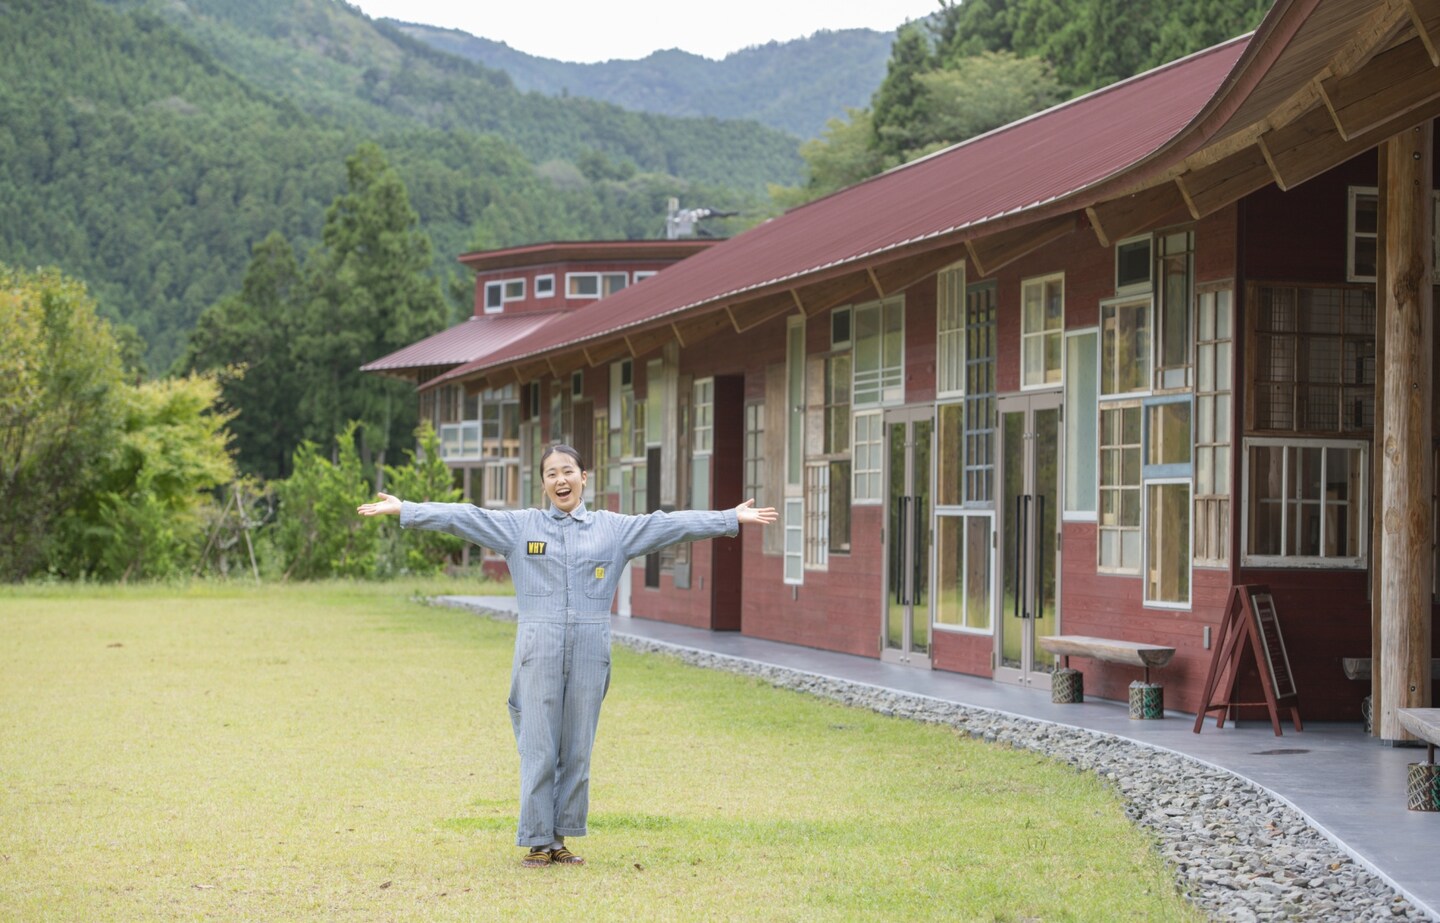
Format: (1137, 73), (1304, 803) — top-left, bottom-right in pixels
(359, 312), (561, 374)
(435, 36), (1250, 385)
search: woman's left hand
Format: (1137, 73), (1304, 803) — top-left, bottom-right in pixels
(735, 498), (778, 525)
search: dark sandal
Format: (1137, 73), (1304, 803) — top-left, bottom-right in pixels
(521, 847), (553, 868)
(549, 846), (585, 865)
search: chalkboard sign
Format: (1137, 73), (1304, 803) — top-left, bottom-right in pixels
(1194, 584), (1303, 736)
(1249, 591), (1297, 699)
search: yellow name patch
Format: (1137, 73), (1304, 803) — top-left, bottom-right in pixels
(526, 541), (546, 555)
(594, 566), (605, 580)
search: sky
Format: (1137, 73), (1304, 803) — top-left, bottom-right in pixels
(347, 0), (942, 63)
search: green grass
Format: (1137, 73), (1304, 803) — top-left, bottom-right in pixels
(0, 581), (1200, 922)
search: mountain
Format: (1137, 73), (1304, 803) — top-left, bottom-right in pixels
(387, 24), (898, 140)
(1, 0), (808, 370)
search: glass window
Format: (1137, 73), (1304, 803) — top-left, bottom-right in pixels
(964, 281), (997, 505)
(937, 264), (965, 397)
(1116, 236), (1152, 294)
(1251, 284), (1375, 434)
(937, 402), (964, 508)
(934, 513), (992, 632)
(693, 378), (714, 455)
(804, 463), (830, 568)
(1244, 439), (1367, 566)
(1064, 331), (1098, 516)
(644, 359), (663, 447)
(1194, 288), (1233, 566)
(824, 354), (851, 455)
(831, 306), (852, 349)
(852, 297), (905, 406)
(1146, 482), (1191, 605)
(852, 410), (884, 503)
(1155, 230), (1193, 390)
(1348, 186), (1378, 283)
(1100, 295), (1150, 396)
(1098, 403), (1141, 573)
(535, 275), (555, 297)
(744, 402), (764, 503)
(784, 497), (804, 585)
(786, 318), (806, 485)
(1021, 273), (1063, 388)
(566, 273), (626, 298)
(504, 279), (525, 301)
(485, 281), (504, 312)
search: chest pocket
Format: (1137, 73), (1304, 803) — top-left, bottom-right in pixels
(512, 555), (561, 599)
(581, 559), (620, 600)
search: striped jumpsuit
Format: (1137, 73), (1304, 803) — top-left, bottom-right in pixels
(400, 499), (738, 847)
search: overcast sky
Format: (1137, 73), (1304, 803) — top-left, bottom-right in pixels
(348, 0), (941, 63)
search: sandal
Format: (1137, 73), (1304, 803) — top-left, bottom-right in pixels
(549, 846), (585, 866)
(521, 847), (553, 868)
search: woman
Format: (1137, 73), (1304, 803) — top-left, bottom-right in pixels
(357, 443), (776, 867)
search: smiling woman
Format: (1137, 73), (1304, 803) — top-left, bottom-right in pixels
(357, 442), (776, 867)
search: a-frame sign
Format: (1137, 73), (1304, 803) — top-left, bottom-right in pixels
(1194, 584), (1303, 736)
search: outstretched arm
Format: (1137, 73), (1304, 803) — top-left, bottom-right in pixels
(356, 492), (402, 517)
(735, 498), (777, 526)
(357, 492), (522, 555)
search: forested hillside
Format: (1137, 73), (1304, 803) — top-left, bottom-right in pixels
(390, 24), (898, 140)
(0, 0), (801, 370)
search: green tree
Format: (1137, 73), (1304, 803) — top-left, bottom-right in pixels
(376, 422), (463, 576)
(0, 265), (124, 580)
(180, 231), (309, 480)
(298, 143), (448, 472)
(771, 108), (889, 207)
(271, 422), (376, 580)
(55, 374), (237, 581)
(870, 22), (934, 163)
(910, 52), (1065, 157)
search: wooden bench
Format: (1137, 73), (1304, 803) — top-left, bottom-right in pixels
(1397, 708), (1440, 811)
(1398, 708), (1440, 759)
(1040, 635), (1177, 684)
(1340, 658), (1440, 681)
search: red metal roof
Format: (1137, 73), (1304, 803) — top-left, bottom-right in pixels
(457, 239), (716, 273)
(359, 312), (561, 376)
(433, 36), (1250, 386)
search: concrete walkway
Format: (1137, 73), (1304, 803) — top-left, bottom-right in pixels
(437, 596), (1439, 920)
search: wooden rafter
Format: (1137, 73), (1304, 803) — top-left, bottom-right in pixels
(1409, 0), (1440, 66)
(623, 325), (675, 359)
(865, 266), (886, 298)
(727, 289), (799, 333)
(1086, 183), (1189, 248)
(515, 358), (550, 384)
(1176, 144), (1274, 219)
(671, 308), (735, 349)
(546, 348), (587, 379)
(869, 243), (970, 297)
(1262, 91), (1440, 189)
(791, 271), (875, 317)
(1320, 37), (1440, 141)
(966, 214), (1077, 278)
(583, 338), (630, 367)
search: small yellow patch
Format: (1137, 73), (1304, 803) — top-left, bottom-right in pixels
(526, 541), (546, 555)
(594, 566), (605, 580)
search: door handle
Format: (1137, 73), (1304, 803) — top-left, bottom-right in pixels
(911, 494), (924, 608)
(894, 495), (909, 606)
(1034, 493), (1045, 624)
(1013, 494), (1028, 619)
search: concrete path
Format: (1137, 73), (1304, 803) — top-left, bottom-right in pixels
(436, 596), (1439, 920)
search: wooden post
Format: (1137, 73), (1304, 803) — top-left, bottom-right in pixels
(1378, 122), (1435, 742)
(1371, 146), (1388, 737)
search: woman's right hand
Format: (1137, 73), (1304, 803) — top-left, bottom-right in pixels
(357, 492), (402, 517)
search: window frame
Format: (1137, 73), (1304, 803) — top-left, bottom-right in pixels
(936, 263), (966, 398)
(1241, 436), (1369, 569)
(1140, 394), (1193, 609)
(1020, 272), (1064, 390)
(851, 296), (906, 408)
(534, 274), (555, 298)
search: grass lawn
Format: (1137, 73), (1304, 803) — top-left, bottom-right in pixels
(0, 581), (1199, 922)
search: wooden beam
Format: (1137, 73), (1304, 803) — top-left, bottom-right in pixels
(1378, 122), (1435, 741)
(515, 358), (550, 384)
(1261, 92), (1440, 190)
(545, 349), (587, 379)
(966, 214), (1077, 278)
(790, 271), (876, 317)
(671, 308), (735, 349)
(866, 266), (886, 298)
(869, 242), (970, 297)
(728, 289), (799, 333)
(1085, 183), (1189, 248)
(623, 325), (675, 359)
(583, 338), (630, 367)
(1407, 0), (1440, 66)
(1175, 145), (1274, 219)
(1320, 37), (1440, 141)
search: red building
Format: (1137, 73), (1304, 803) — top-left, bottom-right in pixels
(365, 0), (1439, 737)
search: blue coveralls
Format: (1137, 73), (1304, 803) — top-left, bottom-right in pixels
(400, 500), (738, 847)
